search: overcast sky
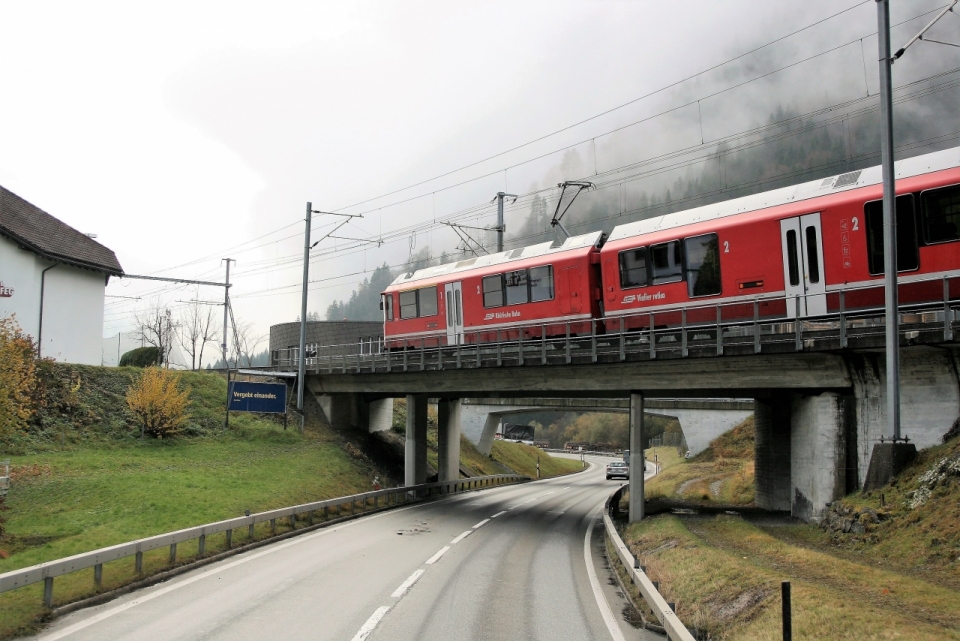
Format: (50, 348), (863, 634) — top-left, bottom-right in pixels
(0, 0), (954, 355)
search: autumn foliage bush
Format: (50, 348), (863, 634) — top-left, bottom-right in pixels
(125, 367), (192, 438)
(0, 315), (38, 442)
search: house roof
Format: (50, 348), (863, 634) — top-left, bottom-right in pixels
(0, 185), (123, 275)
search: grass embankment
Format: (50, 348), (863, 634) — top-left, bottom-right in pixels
(489, 441), (582, 478)
(619, 514), (960, 640)
(611, 418), (960, 639)
(0, 366), (388, 638)
(644, 416), (756, 505)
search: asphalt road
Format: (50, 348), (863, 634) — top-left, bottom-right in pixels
(30, 455), (658, 641)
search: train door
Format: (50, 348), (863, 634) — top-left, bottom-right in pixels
(444, 281), (464, 344)
(780, 213), (826, 318)
(558, 266), (582, 314)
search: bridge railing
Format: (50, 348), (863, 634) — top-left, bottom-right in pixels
(0, 474), (526, 610)
(274, 272), (959, 373)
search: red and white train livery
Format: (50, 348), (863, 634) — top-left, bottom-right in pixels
(381, 147), (960, 347)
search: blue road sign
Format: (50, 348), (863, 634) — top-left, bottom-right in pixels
(228, 381), (287, 414)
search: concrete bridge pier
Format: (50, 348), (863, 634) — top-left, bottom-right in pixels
(406, 394), (428, 486)
(753, 394), (792, 512)
(307, 385), (394, 434)
(629, 392), (645, 523)
(437, 399), (462, 482)
(755, 390), (865, 521)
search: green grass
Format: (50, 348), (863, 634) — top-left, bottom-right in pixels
(618, 514), (960, 640)
(643, 416), (756, 505)
(489, 441), (583, 478)
(0, 425), (382, 638)
(0, 364), (391, 638)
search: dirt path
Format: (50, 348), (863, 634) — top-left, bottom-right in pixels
(675, 477), (702, 497)
(709, 479), (724, 498)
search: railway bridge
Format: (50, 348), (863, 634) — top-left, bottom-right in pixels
(279, 293), (960, 522)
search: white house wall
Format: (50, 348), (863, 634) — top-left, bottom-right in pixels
(42, 264), (105, 364)
(0, 234), (43, 337)
(0, 234), (107, 365)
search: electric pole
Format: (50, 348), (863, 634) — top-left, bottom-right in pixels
(297, 204), (311, 412)
(495, 192), (517, 253)
(876, 0), (900, 440)
(221, 258), (234, 368)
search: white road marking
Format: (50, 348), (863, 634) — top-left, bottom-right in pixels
(583, 508), (627, 641)
(472, 518), (490, 529)
(425, 546), (451, 565)
(509, 490), (555, 510)
(490, 511), (507, 518)
(450, 531), (471, 544)
(350, 606), (391, 641)
(390, 569), (425, 598)
(34, 503), (424, 641)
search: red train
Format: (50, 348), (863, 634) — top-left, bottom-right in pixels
(381, 147), (960, 348)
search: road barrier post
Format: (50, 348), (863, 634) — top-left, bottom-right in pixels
(782, 581), (792, 641)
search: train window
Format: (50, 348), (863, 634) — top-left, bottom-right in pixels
(650, 241), (683, 284)
(382, 294), (394, 321)
(864, 195), (919, 275)
(418, 286), (438, 317)
(786, 230), (800, 286)
(529, 265), (554, 302)
(483, 274), (504, 307)
(399, 290), (418, 319)
(684, 234), (721, 297)
(618, 248), (648, 289)
(805, 226), (821, 284)
(504, 269), (529, 306)
(921, 184), (960, 243)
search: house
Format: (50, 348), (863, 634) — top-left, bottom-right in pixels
(0, 185), (123, 364)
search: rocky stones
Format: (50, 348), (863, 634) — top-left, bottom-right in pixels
(819, 501), (886, 536)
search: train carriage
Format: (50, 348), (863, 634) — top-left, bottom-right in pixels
(381, 146), (960, 347)
(599, 146), (960, 332)
(382, 231), (605, 349)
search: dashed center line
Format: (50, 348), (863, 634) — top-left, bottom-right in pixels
(390, 569), (425, 598)
(450, 531), (471, 545)
(472, 518), (490, 529)
(490, 511), (507, 518)
(425, 546), (451, 565)
(350, 606), (390, 641)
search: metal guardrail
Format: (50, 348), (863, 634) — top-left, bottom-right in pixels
(273, 273), (959, 374)
(0, 474), (526, 609)
(604, 486), (696, 641)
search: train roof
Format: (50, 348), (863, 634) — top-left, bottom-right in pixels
(388, 230), (604, 288)
(606, 146), (960, 243)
